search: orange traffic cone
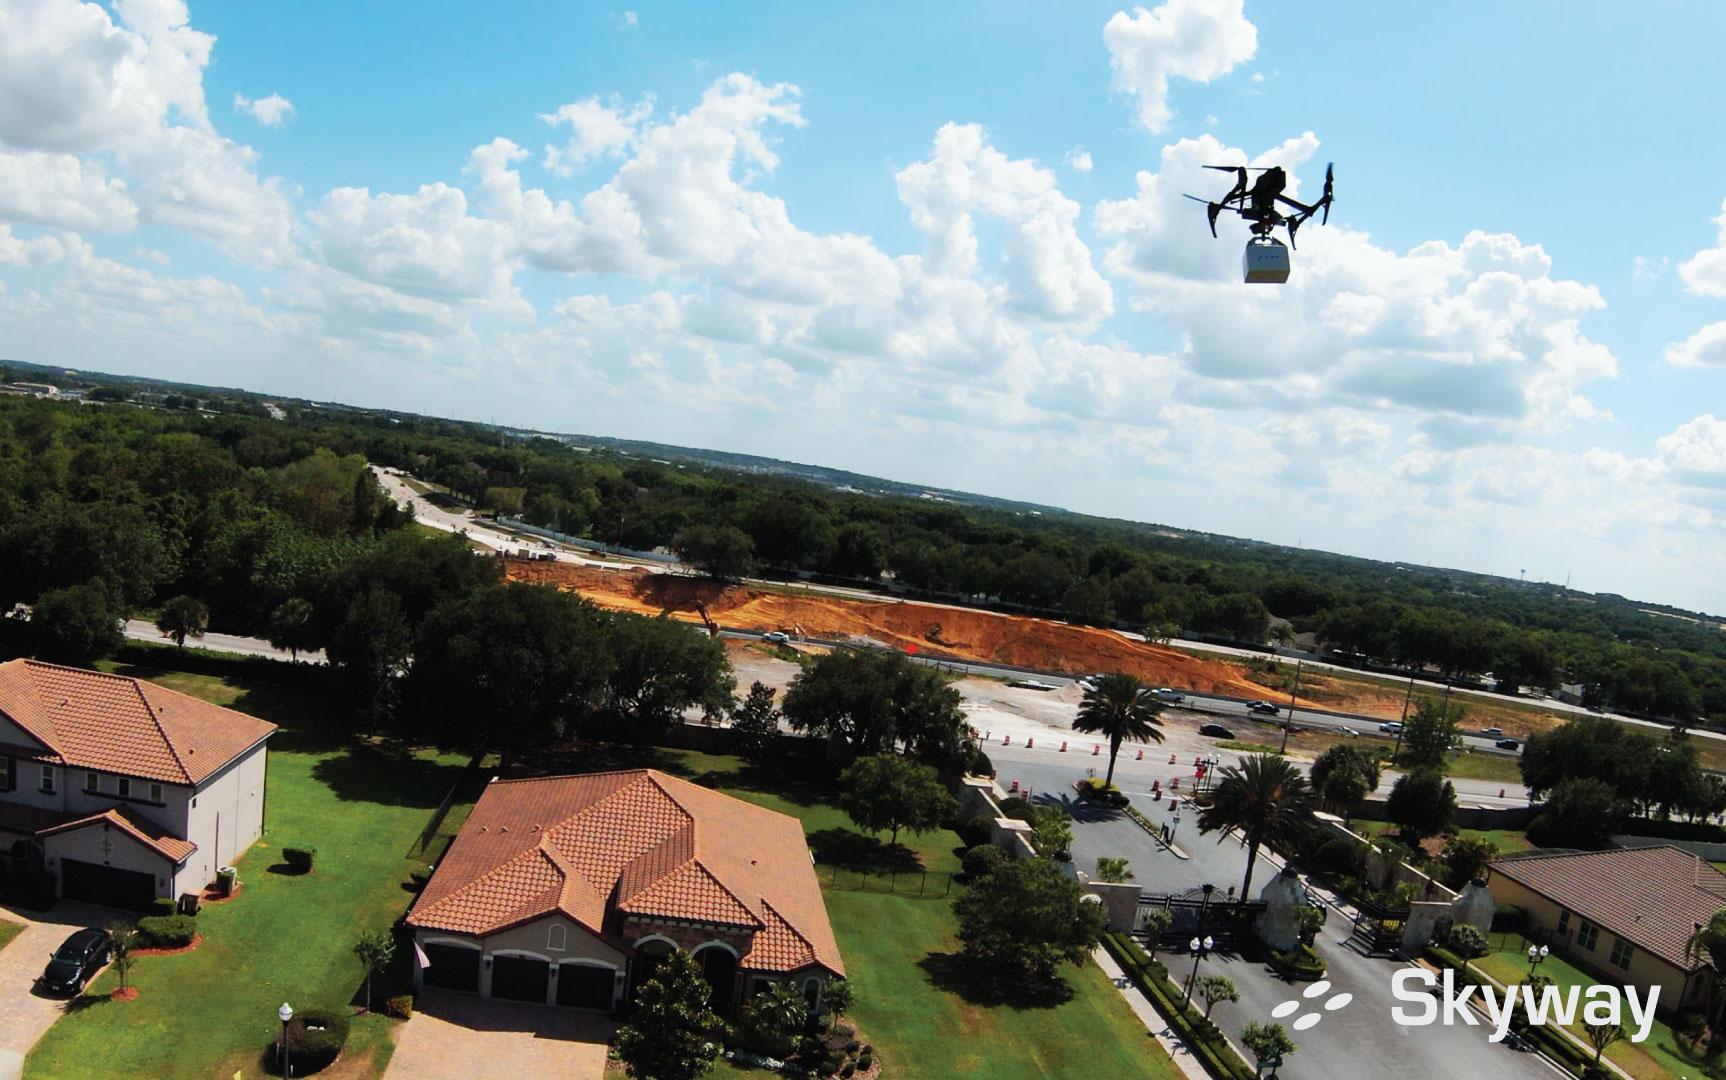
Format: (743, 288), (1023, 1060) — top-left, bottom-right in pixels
(1169, 753), (1177, 764)
(1092, 744), (1100, 756)
(1136, 748), (1144, 760)
(1060, 741), (1067, 752)
(1026, 738), (1034, 749)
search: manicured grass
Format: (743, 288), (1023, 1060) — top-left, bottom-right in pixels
(635, 749), (1182, 1080)
(0, 916), (23, 953)
(1474, 945), (1695, 1080)
(1440, 750), (1525, 784)
(1458, 827), (1531, 854)
(27, 666), (476, 1080)
(1216, 740), (1282, 755)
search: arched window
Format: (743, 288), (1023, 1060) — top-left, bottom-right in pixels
(803, 977), (821, 1009)
(547, 924), (567, 952)
(692, 944), (738, 1010)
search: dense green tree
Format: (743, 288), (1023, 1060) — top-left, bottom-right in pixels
(615, 949), (725, 1080)
(1439, 834), (1498, 889)
(409, 583), (612, 754)
(1397, 698), (1463, 769)
(1240, 1022), (1297, 1070)
(602, 614), (734, 735)
(781, 650), (965, 761)
(670, 524), (755, 579)
(1527, 778), (1622, 849)
(1385, 768), (1456, 841)
(828, 522), (887, 579)
(1309, 745), (1382, 816)
(729, 681), (782, 764)
(1197, 754), (1317, 899)
(737, 982), (807, 1058)
(836, 754), (959, 845)
(155, 594), (209, 648)
(1072, 673), (1166, 786)
(328, 586), (414, 730)
(953, 857), (1106, 983)
(30, 583), (123, 665)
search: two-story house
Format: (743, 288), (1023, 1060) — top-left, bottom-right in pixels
(0, 659), (276, 910)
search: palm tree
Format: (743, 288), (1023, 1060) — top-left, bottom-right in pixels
(1197, 754), (1317, 900)
(1687, 909), (1726, 1029)
(1072, 673), (1165, 786)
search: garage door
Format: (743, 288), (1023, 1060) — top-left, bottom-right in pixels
(422, 944), (482, 992)
(491, 955), (549, 1004)
(59, 859), (156, 911)
(557, 963), (614, 1010)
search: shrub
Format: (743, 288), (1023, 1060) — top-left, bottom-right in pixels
(996, 796), (1034, 821)
(150, 897), (179, 917)
(961, 844), (1007, 878)
(841, 1065), (855, 1078)
(282, 1007), (351, 1074)
(967, 745), (994, 778)
(845, 1040), (860, 1054)
(1271, 944), (1327, 980)
(959, 814), (996, 849)
(857, 1054), (873, 1072)
(384, 995), (414, 1020)
(1490, 904), (1525, 934)
(282, 846), (316, 873)
(137, 914), (197, 949)
(860, 1044), (872, 1056)
(1449, 924), (1488, 959)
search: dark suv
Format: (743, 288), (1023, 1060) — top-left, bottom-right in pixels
(37, 928), (113, 996)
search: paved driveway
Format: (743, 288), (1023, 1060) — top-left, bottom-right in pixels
(0, 900), (123, 1080)
(384, 991), (614, 1080)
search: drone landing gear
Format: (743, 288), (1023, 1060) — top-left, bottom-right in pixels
(1243, 236), (1290, 284)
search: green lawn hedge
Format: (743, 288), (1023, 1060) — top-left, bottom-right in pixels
(1103, 934), (1256, 1080)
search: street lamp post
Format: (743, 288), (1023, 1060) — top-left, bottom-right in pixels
(1279, 660), (1303, 754)
(278, 1002), (294, 1078)
(1393, 675), (1415, 760)
(1527, 944), (1549, 975)
(1169, 814), (1181, 845)
(1183, 935), (1215, 1009)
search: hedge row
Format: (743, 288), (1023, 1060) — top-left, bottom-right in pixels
(1102, 934), (1256, 1080)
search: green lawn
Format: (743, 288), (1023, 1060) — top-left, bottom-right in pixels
(26, 666), (478, 1080)
(1458, 827), (1531, 854)
(1441, 750), (1526, 784)
(621, 749), (1181, 1080)
(0, 916), (23, 953)
(1474, 945), (1699, 1080)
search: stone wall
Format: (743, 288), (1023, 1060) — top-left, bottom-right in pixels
(1351, 798), (1536, 831)
(957, 776), (1039, 859)
(1076, 878), (1141, 933)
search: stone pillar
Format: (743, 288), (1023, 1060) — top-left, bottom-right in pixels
(1401, 901), (1451, 955)
(1451, 878), (1495, 936)
(1079, 879), (1142, 933)
(1255, 866), (1305, 952)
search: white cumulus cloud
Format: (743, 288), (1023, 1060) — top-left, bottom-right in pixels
(541, 95), (653, 175)
(1103, 0), (1257, 133)
(233, 92), (295, 126)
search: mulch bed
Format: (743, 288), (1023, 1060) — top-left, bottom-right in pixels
(199, 882), (243, 904)
(133, 934), (202, 957)
(111, 987), (139, 1002)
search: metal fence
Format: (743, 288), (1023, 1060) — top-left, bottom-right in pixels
(815, 864), (955, 897)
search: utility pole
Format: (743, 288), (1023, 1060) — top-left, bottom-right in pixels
(1393, 675), (1415, 761)
(1279, 660), (1303, 755)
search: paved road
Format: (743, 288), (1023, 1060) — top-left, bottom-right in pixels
(0, 900), (126, 1080)
(993, 749), (1560, 1080)
(122, 620), (326, 664)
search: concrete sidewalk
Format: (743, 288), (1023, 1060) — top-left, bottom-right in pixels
(1093, 944), (1229, 1080)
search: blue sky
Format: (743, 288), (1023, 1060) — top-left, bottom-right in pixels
(3, 0), (1726, 613)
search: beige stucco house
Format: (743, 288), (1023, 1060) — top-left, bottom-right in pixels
(0, 659), (276, 909)
(1487, 846), (1723, 1011)
(406, 769), (844, 1013)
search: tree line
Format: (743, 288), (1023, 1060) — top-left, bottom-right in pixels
(2, 391), (1721, 725)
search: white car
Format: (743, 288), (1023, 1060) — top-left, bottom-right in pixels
(1379, 721), (1403, 734)
(1011, 679), (1057, 691)
(1150, 687), (1186, 704)
(762, 631), (791, 644)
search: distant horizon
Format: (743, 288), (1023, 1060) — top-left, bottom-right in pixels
(2, 1), (1724, 613)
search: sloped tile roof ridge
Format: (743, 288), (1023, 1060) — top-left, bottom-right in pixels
(0, 659), (65, 755)
(38, 805), (198, 863)
(489, 768), (654, 787)
(130, 674), (192, 783)
(421, 843), (565, 934)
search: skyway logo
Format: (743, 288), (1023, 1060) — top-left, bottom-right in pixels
(1390, 969), (1658, 1044)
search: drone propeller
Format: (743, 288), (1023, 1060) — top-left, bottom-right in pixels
(1202, 165), (1274, 171)
(1183, 194), (1224, 237)
(1320, 163), (1334, 224)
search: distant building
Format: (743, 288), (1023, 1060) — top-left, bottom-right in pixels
(1487, 847), (1721, 1009)
(0, 383), (58, 398)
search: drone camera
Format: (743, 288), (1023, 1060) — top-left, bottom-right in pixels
(1243, 236), (1290, 283)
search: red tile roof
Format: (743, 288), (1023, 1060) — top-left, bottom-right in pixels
(38, 805), (198, 864)
(1490, 846), (1726, 970)
(409, 770), (844, 976)
(0, 660), (276, 785)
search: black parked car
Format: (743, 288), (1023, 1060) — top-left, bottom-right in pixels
(37, 928), (112, 996)
(1198, 723), (1236, 739)
(1246, 700), (1280, 716)
(1495, 737), (1522, 751)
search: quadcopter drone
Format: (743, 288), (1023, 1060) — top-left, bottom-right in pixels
(1185, 163), (1334, 282)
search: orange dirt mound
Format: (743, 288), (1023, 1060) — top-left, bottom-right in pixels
(506, 562), (1310, 702)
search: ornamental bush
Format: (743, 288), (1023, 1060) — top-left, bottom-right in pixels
(282, 1007), (351, 1074)
(137, 914), (197, 949)
(960, 844), (1007, 878)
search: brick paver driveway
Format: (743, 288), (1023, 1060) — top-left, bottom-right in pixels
(384, 991), (614, 1080)
(0, 900), (123, 1080)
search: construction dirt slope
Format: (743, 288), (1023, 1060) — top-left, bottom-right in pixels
(506, 561), (1304, 702)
